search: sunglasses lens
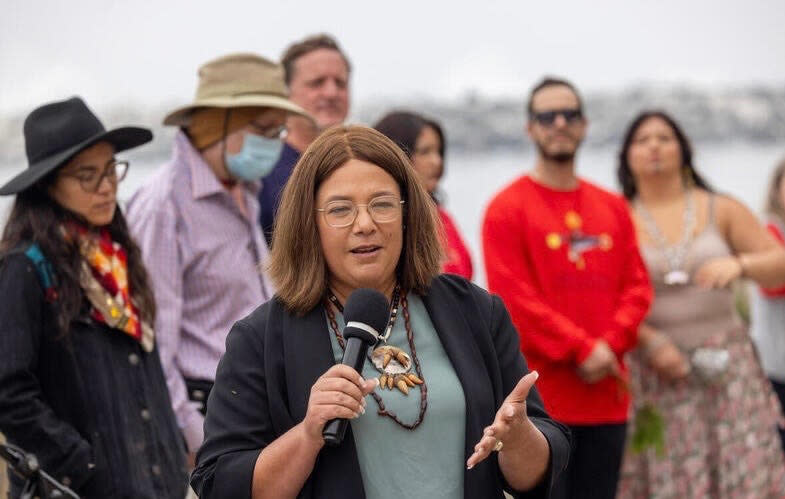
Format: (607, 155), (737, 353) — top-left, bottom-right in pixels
(535, 111), (557, 125)
(534, 109), (582, 125)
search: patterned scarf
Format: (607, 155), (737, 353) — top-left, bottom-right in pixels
(67, 223), (154, 352)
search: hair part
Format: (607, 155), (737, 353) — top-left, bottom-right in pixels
(0, 175), (156, 335)
(280, 33), (351, 85)
(527, 76), (583, 117)
(765, 157), (785, 224)
(268, 125), (443, 315)
(616, 110), (713, 199)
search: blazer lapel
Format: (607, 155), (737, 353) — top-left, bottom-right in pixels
(281, 303), (336, 421)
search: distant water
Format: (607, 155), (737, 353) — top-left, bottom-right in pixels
(1, 142), (783, 287)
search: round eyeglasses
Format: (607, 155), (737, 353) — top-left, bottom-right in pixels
(61, 160), (129, 193)
(316, 195), (405, 228)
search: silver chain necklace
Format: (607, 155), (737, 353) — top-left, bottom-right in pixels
(635, 189), (696, 285)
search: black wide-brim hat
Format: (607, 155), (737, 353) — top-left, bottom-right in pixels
(0, 96), (153, 195)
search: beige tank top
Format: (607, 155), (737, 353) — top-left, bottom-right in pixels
(640, 196), (742, 351)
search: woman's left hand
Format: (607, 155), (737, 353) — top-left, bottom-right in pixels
(466, 371), (540, 470)
(694, 256), (743, 289)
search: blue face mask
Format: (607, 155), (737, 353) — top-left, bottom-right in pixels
(224, 133), (284, 182)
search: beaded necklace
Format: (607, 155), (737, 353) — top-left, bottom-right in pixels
(325, 287), (428, 430)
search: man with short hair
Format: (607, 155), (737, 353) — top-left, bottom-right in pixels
(259, 33), (351, 243)
(482, 77), (652, 499)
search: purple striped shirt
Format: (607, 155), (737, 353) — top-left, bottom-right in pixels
(126, 131), (274, 452)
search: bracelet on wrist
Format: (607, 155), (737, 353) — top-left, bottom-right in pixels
(737, 254), (748, 278)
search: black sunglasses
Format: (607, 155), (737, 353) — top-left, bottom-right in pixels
(531, 108), (583, 126)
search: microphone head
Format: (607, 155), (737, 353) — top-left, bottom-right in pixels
(343, 288), (390, 336)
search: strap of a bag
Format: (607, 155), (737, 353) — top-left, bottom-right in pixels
(23, 244), (59, 302)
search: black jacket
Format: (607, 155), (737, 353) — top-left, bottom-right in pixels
(0, 250), (188, 498)
(192, 274), (570, 498)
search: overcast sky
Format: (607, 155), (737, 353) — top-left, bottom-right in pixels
(2, 0), (784, 115)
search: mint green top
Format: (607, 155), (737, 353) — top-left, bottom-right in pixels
(327, 293), (466, 498)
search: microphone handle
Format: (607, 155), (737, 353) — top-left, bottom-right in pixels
(322, 337), (371, 446)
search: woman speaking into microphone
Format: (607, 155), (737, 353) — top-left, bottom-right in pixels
(191, 126), (569, 499)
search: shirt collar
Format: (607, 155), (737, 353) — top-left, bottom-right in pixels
(172, 130), (260, 200)
(171, 130), (224, 200)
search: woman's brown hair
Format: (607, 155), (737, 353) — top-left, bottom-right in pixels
(765, 158), (785, 224)
(269, 125), (443, 315)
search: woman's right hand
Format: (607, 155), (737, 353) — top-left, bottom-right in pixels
(647, 340), (691, 382)
(301, 364), (378, 445)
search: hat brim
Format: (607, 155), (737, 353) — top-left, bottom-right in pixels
(0, 126), (152, 196)
(163, 94), (313, 127)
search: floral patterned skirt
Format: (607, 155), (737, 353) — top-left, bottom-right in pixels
(618, 326), (785, 498)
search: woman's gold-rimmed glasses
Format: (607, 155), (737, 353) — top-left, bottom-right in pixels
(316, 195), (405, 228)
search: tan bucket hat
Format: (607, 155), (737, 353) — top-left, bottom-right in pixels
(163, 53), (312, 126)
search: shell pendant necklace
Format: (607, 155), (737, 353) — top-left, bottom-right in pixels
(326, 285), (424, 395)
(636, 188), (696, 286)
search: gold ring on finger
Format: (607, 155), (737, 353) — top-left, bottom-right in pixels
(493, 439), (504, 452)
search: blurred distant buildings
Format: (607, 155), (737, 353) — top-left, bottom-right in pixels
(357, 84), (785, 152)
(0, 84), (783, 167)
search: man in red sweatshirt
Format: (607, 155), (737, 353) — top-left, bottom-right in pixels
(482, 77), (652, 499)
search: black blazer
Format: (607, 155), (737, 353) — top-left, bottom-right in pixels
(191, 275), (570, 499)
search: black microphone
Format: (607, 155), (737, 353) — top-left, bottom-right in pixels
(322, 288), (389, 446)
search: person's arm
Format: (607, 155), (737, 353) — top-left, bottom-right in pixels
(482, 203), (596, 363)
(439, 207), (474, 280)
(191, 319), (376, 499)
(466, 295), (570, 497)
(0, 254), (97, 492)
(637, 323), (690, 381)
(761, 223), (785, 296)
(601, 205), (653, 356)
(127, 203), (203, 454)
(191, 319), (277, 499)
(695, 195), (785, 289)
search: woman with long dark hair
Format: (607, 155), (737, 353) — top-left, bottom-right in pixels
(615, 110), (785, 498)
(0, 97), (187, 498)
(374, 111), (473, 279)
